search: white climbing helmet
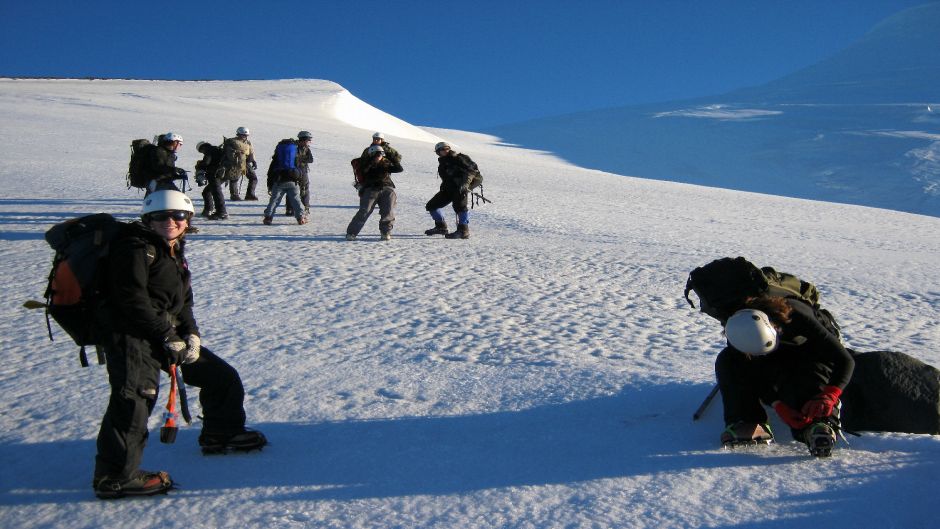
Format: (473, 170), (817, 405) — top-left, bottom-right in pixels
(725, 309), (779, 355)
(163, 132), (183, 143)
(142, 190), (195, 216)
(236, 126), (250, 136)
(367, 145), (385, 155)
(372, 132), (385, 140)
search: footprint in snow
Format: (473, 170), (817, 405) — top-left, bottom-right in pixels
(377, 388), (405, 400)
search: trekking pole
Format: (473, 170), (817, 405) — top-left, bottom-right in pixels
(692, 384), (720, 421)
(160, 364), (179, 443)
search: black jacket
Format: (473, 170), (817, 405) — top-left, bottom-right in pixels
(196, 145), (224, 178)
(437, 153), (477, 192)
(746, 299), (855, 390)
(774, 299), (855, 389)
(359, 156), (403, 190)
(102, 222), (198, 342)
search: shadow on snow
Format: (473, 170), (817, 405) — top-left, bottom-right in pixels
(0, 383), (936, 517)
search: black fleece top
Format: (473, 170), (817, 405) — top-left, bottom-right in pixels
(437, 153), (478, 191)
(759, 299), (855, 390)
(359, 156), (403, 190)
(103, 222), (198, 342)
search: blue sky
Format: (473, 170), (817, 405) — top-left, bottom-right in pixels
(0, 0), (931, 130)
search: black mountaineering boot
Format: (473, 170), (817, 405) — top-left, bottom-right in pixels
(199, 428), (268, 455)
(425, 221), (448, 236)
(445, 223), (470, 239)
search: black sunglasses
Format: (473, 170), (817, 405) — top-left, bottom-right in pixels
(149, 210), (192, 222)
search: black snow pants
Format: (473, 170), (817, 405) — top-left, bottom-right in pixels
(94, 334), (246, 480)
(715, 347), (833, 439)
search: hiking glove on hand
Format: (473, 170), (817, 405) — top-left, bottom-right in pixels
(801, 385), (842, 418)
(163, 336), (187, 365)
(183, 334), (201, 364)
(773, 401), (813, 429)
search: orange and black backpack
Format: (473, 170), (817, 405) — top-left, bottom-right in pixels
(27, 214), (152, 366)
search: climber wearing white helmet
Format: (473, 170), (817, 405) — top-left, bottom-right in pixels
(93, 189), (266, 499)
(359, 132), (401, 166)
(142, 132), (188, 195)
(226, 126), (259, 201)
(344, 141), (403, 241)
(716, 295), (854, 457)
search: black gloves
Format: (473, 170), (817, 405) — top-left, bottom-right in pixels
(163, 335), (187, 365)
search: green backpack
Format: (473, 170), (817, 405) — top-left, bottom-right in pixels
(683, 256), (840, 337)
(221, 136), (250, 182)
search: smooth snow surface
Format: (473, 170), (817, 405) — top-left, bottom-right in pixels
(0, 79), (937, 529)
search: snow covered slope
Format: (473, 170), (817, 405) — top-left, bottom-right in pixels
(488, 3), (940, 217)
(0, 79), (938, 529)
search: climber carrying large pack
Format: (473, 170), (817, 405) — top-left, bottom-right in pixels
(685, 256), (940, 457)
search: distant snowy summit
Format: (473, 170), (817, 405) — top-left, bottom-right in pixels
(732, 2), (940, 105)
(488, 3), (940, 217)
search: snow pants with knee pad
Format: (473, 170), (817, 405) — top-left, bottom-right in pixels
(94, 334), (246, 480)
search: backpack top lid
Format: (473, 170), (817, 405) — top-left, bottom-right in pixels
(131, 138), (151, 151)
(44, 213), (126, 292)
(684, 257), (769, 322)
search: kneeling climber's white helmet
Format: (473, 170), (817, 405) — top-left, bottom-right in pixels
(725, 309), (778, 355)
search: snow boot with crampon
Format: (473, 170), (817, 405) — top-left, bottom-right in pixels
(94, 470), (173, 499)
(721, 421), (774, 448)
(802, 418), (838, 457)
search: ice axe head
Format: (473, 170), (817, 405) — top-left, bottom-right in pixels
(160, 414), (178, 444)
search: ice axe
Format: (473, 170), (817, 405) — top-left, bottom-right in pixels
(160, 364), (180, 443)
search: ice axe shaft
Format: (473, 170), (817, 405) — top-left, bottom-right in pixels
(176, 365), (192, 424)
(692, 384), (720, 421)
(160, 364), (179, 443)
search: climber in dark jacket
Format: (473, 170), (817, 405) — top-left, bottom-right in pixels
(92, 190), (266, 499)
(344, 144), (403, 241)
(717, 295), (854, 457)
